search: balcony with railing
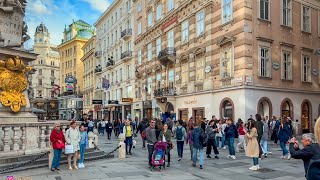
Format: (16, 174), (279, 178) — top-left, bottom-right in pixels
(95, 51), (102, 59)
(121, 51), (133, 62)
(121, 29), (132, 41)
(94, 65), (102, 74)
(153, 87), (177, 97)
(157, 47), (176, 66)
(106, 58), (115, 70)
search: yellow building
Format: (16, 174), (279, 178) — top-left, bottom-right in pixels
(57, 20), (94, 120)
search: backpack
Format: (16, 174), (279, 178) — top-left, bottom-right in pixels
(176, 127), (183, 140)
(233, 125), (239, 138)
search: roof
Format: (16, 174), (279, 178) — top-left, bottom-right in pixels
(74, 20), (92, 27)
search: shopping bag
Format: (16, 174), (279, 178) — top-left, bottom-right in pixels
(55, 141), (65, 149)
(65, 144), (74, 154)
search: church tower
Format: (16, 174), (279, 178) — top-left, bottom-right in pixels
(34, 22), (50, 46)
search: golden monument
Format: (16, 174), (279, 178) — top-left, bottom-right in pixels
(0, 56), (32, 112)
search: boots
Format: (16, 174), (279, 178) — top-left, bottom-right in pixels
(167, 162), (170, 167)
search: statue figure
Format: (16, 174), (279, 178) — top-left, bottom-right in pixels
(21, 21), (30, 44)
(0, 0), (5, 7)
(0, 56), (32, 112)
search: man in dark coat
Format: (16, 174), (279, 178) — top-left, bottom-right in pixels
(136, 118), (149, 148)
(289, 134), (320, 178)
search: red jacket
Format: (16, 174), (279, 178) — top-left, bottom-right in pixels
(50, 129), (65, 149)
(238, 126), (246, 135)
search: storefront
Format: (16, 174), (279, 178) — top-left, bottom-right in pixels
(133, 101), (142, 122)
(143, 100), (152, 120)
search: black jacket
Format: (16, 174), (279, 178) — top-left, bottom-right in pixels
(289, 143), (320, 177)
(255, 120), (264, 138)
(307, 158), (320, 180)
(137, 121), (149, 134)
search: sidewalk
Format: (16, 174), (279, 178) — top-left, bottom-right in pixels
(1, 134), (306, 180)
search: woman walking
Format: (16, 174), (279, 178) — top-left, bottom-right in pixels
(158, 123), (172, 167)
(245, 121), (260, 171)
(206, 120), (219, 159)
(50, 122), (65, 171)
(236, 121), (246, 152)
(123, 120), (133, 155)
(278, 118), (292, 160)
(78, 125), (88, 168)
(66, 121), (80, 170)
(224, 118), (238, 159)
(175, 120), (187, 161)
(187, 126), (194, 160)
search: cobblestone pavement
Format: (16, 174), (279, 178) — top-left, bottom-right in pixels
(2, 134), (306, 180)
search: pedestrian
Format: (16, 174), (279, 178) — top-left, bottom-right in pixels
(50, 122), (65, 171)
(224, 118), (238, 159)
(248, 115), (254, 122)
(123, 119), (133, 155)
(215, 120), (223, 148)
(158, 123), (173, 167)
(236, 118), (242, 129)
(155, 119), (163, 140)
(78, 125), (88, 168)
(261, 117), (271, 157)
(87, 119), (94, 132)
(187, 117), (194, 132)
(206, 120), (219, 159)
(145, 119), (157, 167)
(255, 114), (264, 158)
(106, 119), (113, 139)
(288, 133), (320, 178)
(307, 117), (320, 180)
(278, 118), (291, 160)
(66, 121), (80, 170)
(114, 119), (120, 137)
(137, 118), (149, 148)
(201, 118), (207, 132)
(100, 119), (106, 135)
(245, 120), (260, 171)
(236, 121), (246, 152)
(221, 120), (227, 149)
(186, 126), (194, 160)
(175, 119), (187, 161)
(166, 118), (174, 131)
(120, 119), (125, 134)
(191, 123), (205, 169)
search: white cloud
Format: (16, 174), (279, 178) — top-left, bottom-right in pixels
(27, 0), (54, 15)
(81, 0), (110, 13)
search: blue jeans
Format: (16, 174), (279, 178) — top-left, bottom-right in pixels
(221, 134), (226, 148)
(78, 144), (86, 164)
(125, 136), (133, 153)
(253, 157), (259, 165)
(280, 141), (288, 156)
(192, 148), (204, 166)
(177, 141), (184, 158)
(261, 140), (268, 154)
(100, 127), (105, 135)
(215, 136), (221, 148)
(52, 149), (62, 169)
(227, 138), (235, 155)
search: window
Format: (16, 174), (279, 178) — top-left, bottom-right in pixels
(222, 0), (232, 24)
(119, 68), (122, 82)
(168, 30), (174, 47)
(302, 55), (311, 82)
(302, 6), (311, 32)
(282, 0), (292, 26)
(156, 73), (161, 89)
(197, 11), (205, 36)
(221, 48), (234, 78)
(282, 51), (292, 80)
(156, 4), (162, 21)
(181, 63), (189, 84)
(39, 69), (42, 75)
(51, 70), (54, 76)
(116, 70), (118, 82)
(127, 85), (133, 98)
(138, 49), (142, 65)
(196, 58), (205, 81)
(168, 69), (174, 88)
(138, 21), (142, 35)
(147, 77), (152, 94)
(168, 0), (174, 11)
(38, 90), (42, 97)
(259, 47), (270, 77)
(147, 43), (152, 61)
(148, 12), (153, 27)
(259, 0), (269, 20)
(138, 1), (142, 12)
(156, 37), (161, 56)
(127, 65), (131, 79)
(181, 20), (189, 43)
(38, 78), (42, 85)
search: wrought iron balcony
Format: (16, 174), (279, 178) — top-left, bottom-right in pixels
(94, 65), (102, 74)
(95, 51), (102, 59)
(121, 51), (133, 62)
(157, 47), (176, 66)
(153, 87), (177, 97)
(121, 29), (132, 40)
(106, 60), (114, 70)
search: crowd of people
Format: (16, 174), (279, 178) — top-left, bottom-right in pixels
(49, 114), (320, 179)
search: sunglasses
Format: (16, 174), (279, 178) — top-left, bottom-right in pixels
(151, 122), (155, 123)
(56, 126), (60, 127)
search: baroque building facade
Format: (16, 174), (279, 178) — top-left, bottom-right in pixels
(29, 23), (60, 120)
(57, 20), (94, 120)
(132, 0), (320, 133)
(95, 0), (135, 121)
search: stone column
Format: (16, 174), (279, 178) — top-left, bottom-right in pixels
(2, 127), (11, 151)
(20, 126), (26, 150)
(47, 126), (53, 147)
(39, 126), (46, 148)
(24, 125), (41, 154)
(12, 126), (21, 151)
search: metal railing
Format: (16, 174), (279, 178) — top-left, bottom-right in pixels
(157, 47), (176, 59)
(121, 51), (133, 59)
(121, 29), (132, 38)
(153, 87), (177, 97)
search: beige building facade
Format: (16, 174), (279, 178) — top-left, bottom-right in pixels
(95, 0), (135, 121)
(133, 0), (320, 133)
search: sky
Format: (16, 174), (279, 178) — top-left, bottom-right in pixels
(24, 0), (113, 49)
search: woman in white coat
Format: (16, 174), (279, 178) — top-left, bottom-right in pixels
(66, 121), (80, 170)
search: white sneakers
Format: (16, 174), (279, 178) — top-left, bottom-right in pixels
(227, 155), (236, 159)
(78, 163), (85, 168)
(249, 165), (259, 171)
(287, 154), (291, 160)
(222, 147), (227, 150)
(280, 154), (291, 160)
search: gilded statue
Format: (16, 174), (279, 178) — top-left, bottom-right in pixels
(0, 56), (32, 112)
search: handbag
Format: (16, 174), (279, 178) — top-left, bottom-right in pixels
(55, 141), (65, 149)
(65, 144), (74, 154)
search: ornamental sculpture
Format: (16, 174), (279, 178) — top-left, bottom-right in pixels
(0, 56), (32, 112)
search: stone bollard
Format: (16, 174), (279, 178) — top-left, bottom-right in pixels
(88, 132), (94, 148)
(118, 133), (126, 159)
(93, 129), (99, 146)
(48, 145), (53, 169)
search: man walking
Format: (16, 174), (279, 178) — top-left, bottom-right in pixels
(206, 120), (219, 159)
(106, 119), (113, 140)
(137, 118), (149, 148)
(191, 123), (205, 169)
(175, 120), (187, 161)
(145, 119), (157, 167)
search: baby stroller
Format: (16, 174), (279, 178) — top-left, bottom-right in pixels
(150, 141), (168, 171)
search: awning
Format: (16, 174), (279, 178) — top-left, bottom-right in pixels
(32, 108), (45, 113)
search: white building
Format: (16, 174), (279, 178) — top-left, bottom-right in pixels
(94, 0), (135, 121)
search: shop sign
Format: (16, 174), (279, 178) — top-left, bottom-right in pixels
(92, 100), (103, 104)
(272, 62), (280, 70)
(312, 68), (318, 76)
(122, 98), (133, 103)
(108, 100), (119, 104)
(161, 16), (178, 30)
(184, 99), (197, 105)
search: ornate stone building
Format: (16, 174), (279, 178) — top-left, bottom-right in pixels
(133, 0), (320, 133)
(29, 23), (60, 120)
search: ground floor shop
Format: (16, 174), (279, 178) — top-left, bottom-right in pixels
(103, 103), (133, 121)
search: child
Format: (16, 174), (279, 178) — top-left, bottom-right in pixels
(78, 125), (88, 168)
